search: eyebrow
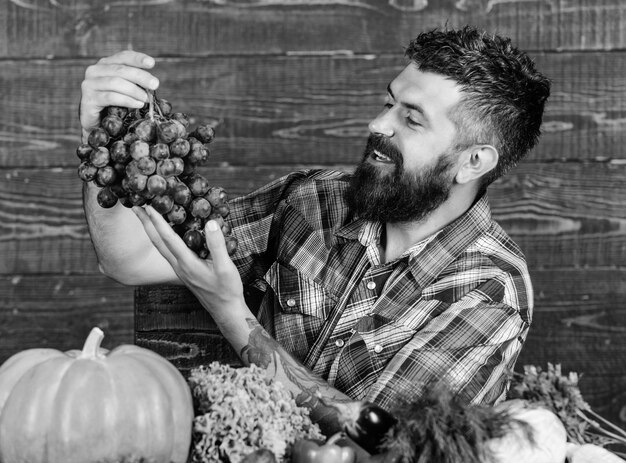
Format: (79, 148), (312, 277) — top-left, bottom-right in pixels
(387, 83), (430, 124)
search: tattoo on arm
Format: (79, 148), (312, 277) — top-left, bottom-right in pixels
(239, 317), (345, 435)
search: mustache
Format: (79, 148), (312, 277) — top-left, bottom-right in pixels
(364, 134), (403, 166)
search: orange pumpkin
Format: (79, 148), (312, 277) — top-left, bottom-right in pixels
(0, 327), (193, 463)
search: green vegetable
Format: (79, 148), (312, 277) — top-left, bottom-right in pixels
(188, 362), (323, 463)
(378, 384), (514, 463)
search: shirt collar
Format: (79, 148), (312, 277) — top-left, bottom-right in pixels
(335, 194), (493, 285)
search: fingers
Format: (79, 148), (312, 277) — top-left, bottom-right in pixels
(98, 50), (155, 69)
(204, 220), (231, 267)
(132, 206), (178, 264)
(80, 50), (159, 131)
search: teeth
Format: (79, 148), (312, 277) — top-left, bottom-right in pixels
(374, 150), (391, 162)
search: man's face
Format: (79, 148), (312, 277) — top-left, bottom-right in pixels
(345, 64), (465, 223)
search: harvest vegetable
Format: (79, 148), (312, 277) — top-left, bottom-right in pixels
(328, 400), (397, 454)
(485, 400), (567, 463)
(292, 433), (356, 463)
(188, 362), (323, 463)
(0, 327), (193, 463)
(566, 443), (626, 463)
(379, 385), (514, 463)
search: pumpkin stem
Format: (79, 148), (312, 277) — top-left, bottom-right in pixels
(81, 327), (105, 359)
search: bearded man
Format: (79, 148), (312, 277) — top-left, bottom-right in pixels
(79, 25), (551, 435)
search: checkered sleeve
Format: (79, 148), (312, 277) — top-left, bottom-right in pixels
(365, 290), (530, 410)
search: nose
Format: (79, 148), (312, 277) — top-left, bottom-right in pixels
(368, 110), (395, 137)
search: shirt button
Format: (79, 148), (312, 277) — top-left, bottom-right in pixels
(335, 339), (345, 348)
(286, 298), (296, 308)
(366, 281), (376, 290)
(373, 344), (383, 354)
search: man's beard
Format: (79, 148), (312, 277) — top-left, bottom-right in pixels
(344, 134), (456, 223)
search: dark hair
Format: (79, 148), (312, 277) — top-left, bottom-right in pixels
(405, 26), (551, 186)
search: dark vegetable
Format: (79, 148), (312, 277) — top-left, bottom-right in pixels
(330, 401), (397, 455)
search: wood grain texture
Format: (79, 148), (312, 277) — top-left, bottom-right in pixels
(2, 52), (625, 169)
(0, 274), (134, 362)
(2, 0), (626, 58)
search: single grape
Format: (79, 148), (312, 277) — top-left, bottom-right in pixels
(76, 143), (92, 161)
(77, 162), (98, 182)
(101, 114), (125, 138)
(89, 146), (110, 168)
(170, 138), (190, 157)
(186, 173), (210, 196)
(110, 140), (130, 163)
(150, 143), (170, 160)
(166, 204), (187, 224)
(155, 158), (176, 177)
(192, 125), (215, 144)
(170, 112), (190, 128)
(130, 140), (150, 160)
(183, 229), (204, 252)
(190, 197), (212, 218)
(215, 203), (230, 218)
(126, 173), (148, 193)
(95, 165), (118, 187)
(171, 182), (192, 206)
(146, 174), (168, 196)
(88, 127), (110, 149)
(107, 106), (129, 119)
(157, 119), (186, 144)
(137, 156), (157, 175)
(133, 119), (157, 142)
(97, 187), (118, 208)
(151, 194), (174, 214)
(205, 186), (228, 207)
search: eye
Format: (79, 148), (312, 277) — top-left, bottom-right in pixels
(406, 116), (421, 127)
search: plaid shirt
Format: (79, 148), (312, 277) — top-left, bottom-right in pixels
(229, 169), (533, 410)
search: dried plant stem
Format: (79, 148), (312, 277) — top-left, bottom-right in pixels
(577, 410), (626, 445)
(584, 409), (626, 440)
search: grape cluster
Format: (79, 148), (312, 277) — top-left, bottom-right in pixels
(76, 94), (237, 259)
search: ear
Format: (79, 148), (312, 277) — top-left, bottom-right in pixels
(455, 145), (499, 185)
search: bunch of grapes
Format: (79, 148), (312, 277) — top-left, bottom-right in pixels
(76, 92), (237, 259)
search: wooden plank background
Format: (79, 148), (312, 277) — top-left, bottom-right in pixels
(1, 0), (625, 429)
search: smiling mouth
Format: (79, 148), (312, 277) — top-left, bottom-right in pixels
(372, 149), (394, 163)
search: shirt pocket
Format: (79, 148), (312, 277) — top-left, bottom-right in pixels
(264, 261), (337, 320)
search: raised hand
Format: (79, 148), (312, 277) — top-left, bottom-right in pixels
(79, 51), (160, 139)
(132, 205), (245, 320)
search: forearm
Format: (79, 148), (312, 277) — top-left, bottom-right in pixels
(83, 182), (178, 285)
(194, 293), (350, 436)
